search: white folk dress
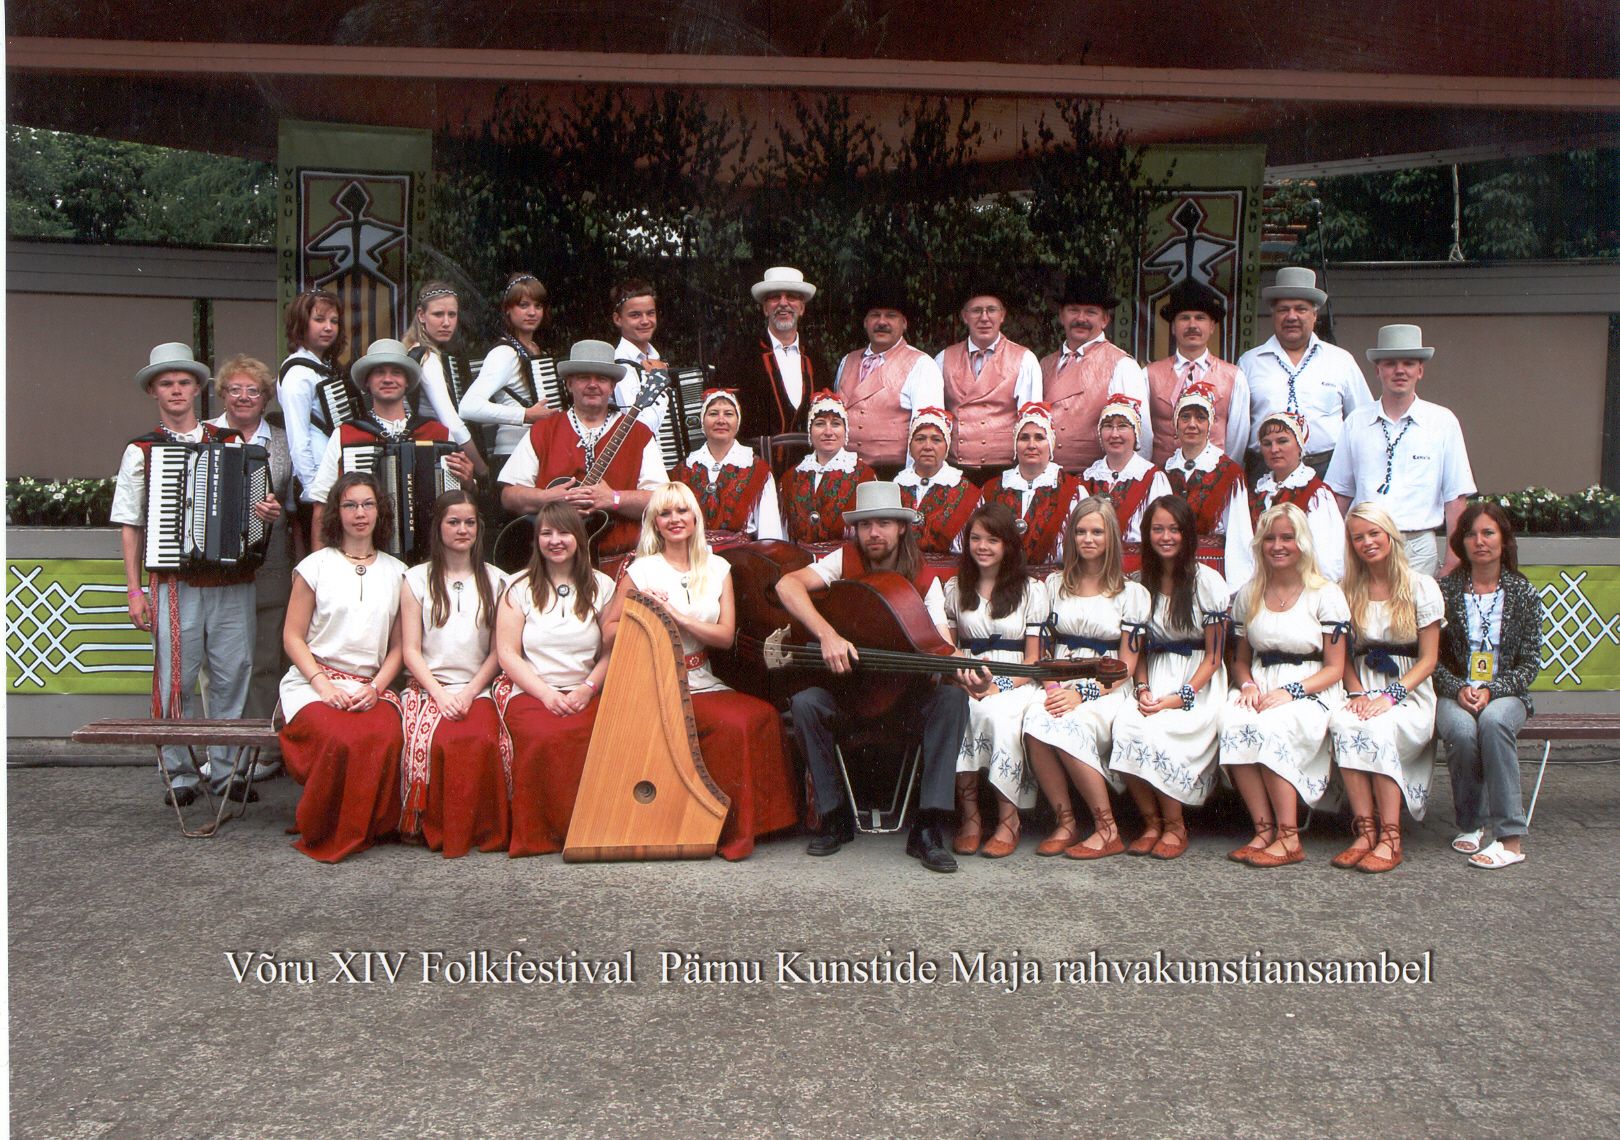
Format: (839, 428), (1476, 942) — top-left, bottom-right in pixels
(404, 562), (508, 694)
(946, 576), (1048, 808)
(1328, 575), (1444, 819)
(1109, 563), (1230, 805)
(624, 554), (731, 694)
(1219, 582), (1350, 805)
(1023, 579), (1151, 791)
(507, 570), (616, 685)
(279, 547), (408, 722)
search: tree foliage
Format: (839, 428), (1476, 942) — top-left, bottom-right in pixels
(1285, 149), (1618, 263)
(6, 127), (276, 245)
(428, 90), (1163, 363)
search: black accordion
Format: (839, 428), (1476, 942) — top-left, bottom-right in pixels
(506, 351), (563, 412)
(315, 374), (365, 434)
(340, 438), (462, 563)
(143, 441), (273, 571)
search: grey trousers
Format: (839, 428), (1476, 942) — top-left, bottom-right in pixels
(790, 683), (968, 817)
(151, 579), (254, 790)
(1436, 694), (1529, 838)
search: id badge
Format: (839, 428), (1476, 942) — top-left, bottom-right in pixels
(1468, 650), (1495, 682)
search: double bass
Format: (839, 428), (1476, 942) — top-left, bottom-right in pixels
(722, 542), (1127, 719)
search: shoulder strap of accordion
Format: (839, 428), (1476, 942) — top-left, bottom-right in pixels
(280, 356), (333, 382)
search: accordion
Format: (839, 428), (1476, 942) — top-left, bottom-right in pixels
(143, 441), (273, 571)
(341, 439), (463, 563)
(440, 353), (477, 406)
(507, 352), (563, 412)
(315, 375), (365, 435)
(653, 364), (714, 470)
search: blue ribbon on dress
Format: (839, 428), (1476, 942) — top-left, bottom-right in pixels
(1146, 637), (1205, 657)
(1357, 640), (1419, 677)
(1054, 633), (1117, 655)
(961, 634), (1020, 655)
(1257, 649), (1323, 667)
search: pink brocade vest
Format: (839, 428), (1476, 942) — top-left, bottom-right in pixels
(1040, 341), (1127, 471)
(940, 339), (1028, 468)
(1145, 355), (1242, 466)
(839, 344), (924, 466)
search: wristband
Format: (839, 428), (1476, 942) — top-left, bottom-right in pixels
(1346, 691), (1366, 699)
(128, 587), (146, 598)
(1071, 678), (1102, 702)
(582, 678), (598, 691)
(1282, 681), (1308, 701)
(612, 491), (622, 509)
(1178, 683), (1196, 711)
(1383, 681), (1410, 705)
(1239, 680), (1258, 691)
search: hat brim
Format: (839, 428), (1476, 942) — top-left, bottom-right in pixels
(1160, 300), (1226, 323)
(352, 353), (423, 390)
(136, 360), (210, 390)
(843, 506), (924, 525)
(557, 360), (628, 381)
(1366, 347), (1435, 363)
(751, 281), (816, 303)
(1261, 287), (1328, 306)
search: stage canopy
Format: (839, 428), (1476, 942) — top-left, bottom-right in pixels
(7, 1), (1618, 177)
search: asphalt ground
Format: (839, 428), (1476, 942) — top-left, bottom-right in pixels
(7, 754), (1618, 1137)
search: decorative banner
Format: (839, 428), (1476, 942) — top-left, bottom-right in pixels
(277, 121), (432, 369)
(1124, 145), (1265, 365)
(1526, 564), (1620, 691)
(6, 560), (152, 694)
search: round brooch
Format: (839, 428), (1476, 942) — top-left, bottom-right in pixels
(556, 584), (572, 598)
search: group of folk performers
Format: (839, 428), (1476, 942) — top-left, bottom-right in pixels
(117, 260), (1534, 872)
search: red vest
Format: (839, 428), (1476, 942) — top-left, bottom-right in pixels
(1167, 454), (1246, 536)
(780, 461), (877, 545)
(1145, 355), (1241, 466)
(940, 339), (1029, 468)
(1040, 339), (1131, 470)
(671, 456), (771, 536)
(839, 344), (926, 466)
(525, 413), (656, 557)
(899, 478), (982, 555)
(1249, 474), (1329, 526)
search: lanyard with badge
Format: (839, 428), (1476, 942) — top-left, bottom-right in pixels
(1466, 586), (1500, 683)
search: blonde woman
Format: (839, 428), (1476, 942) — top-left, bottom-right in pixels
(603, 483), (798, 859)
(1327, 504), (1443, 873)
(1022, 498), (1147, 858)
(1219, 504), (1349, 867)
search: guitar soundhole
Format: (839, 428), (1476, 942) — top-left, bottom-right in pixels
(633, 780), (657, 804)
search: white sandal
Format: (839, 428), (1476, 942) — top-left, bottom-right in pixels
(1468, 840), (1525, 869)
(1451, 828), (1485, 854)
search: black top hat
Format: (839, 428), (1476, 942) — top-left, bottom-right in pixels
(858, 279), (912, 322)
(1056, 273), (1117, 310)
(1158, 279), (1227, 324)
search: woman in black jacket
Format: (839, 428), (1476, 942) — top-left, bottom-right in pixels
(1434, 501), (1542, 869)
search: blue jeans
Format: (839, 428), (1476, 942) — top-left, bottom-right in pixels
(1436, 694), (1529, 838)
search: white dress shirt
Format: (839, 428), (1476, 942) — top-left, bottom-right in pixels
(611, 337), (670, 433)
(1325, 397), (1475, 531)
(1238, 334), (1373, 452)
(833, 339), (946, 416)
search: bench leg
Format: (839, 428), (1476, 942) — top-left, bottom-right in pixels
(1525, 739), (1551, 830)
(836, 741), (923, 834)
(157, 743), (259, 839)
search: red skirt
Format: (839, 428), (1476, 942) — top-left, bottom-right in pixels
(502, 692), (599, 857)
(692, 690), (799, 861)
(419, 698), (511, 858)
(281, 702), (405, 863)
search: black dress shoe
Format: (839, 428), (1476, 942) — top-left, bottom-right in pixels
(164, 786), (198, 808)
(806, 809), (855, 856)
(223, 779), (260, 804)
(906, 821), (958, 873)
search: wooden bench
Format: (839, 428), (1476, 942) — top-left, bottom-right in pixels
(1518, 713), (1620, 826)
(72, 718), (280, 838)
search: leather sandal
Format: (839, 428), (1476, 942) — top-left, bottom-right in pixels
(953, 786), (983, 856)
(1248, 823), (1305, 867)
(1228, 817), (1275, 864)
(1148, 818), (1189, 860)
(1331, 815), (1378, 869)
(1065, 810), (1125, 860)
(1127, 812), (1164, 857)
(980, 814), (1021, 859)
(1356, 822), (1404, 874)
(1037, 804), (1080, 856)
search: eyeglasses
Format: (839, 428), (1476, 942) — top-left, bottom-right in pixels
(223, 387), (263, 399)
(339, 500), (378, 512)
(964, 306), (1003, 317)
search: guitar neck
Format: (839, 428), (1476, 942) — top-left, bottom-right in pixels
(580, 412), (638, 487)
(769, 641), (1102, 681)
